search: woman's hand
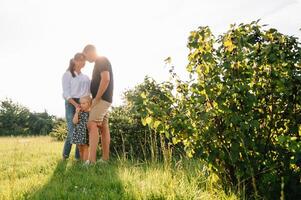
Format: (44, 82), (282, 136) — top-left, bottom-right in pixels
(75, 106), (81, 113)
(73, 104), (79, 110)
(68, 98), (80, 109)
(74, 102), (81, 109)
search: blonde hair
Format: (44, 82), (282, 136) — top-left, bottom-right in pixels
(80, 95), (92, 105)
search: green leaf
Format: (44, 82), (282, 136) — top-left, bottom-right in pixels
(140, 92), (147, 99)
(153, 120), (161, 129)
(172, 137), (179, 144)
(141, 118), (147, 126)
(145, 117), (152, 125)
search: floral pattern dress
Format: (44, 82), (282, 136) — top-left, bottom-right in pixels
(72, 111), (89, 145)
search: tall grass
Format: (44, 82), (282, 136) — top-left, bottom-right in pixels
(0, 136), (239, 200)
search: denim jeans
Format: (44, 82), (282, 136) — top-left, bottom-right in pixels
(62, 99), (80, 159)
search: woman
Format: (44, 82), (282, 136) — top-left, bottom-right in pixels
(62, 53), (90, 160)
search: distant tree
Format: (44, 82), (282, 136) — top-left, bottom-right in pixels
(0, 99), (55, 135)
(0, 99), (30, 135)
(28, 111), (55, 135)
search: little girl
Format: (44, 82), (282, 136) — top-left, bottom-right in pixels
(72, 95), (91, 161)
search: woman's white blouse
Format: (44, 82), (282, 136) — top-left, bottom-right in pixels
(62, 71), (91, 100)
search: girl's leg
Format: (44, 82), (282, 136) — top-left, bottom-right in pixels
(83, 145), (89, 161)
(78, 145), (84, 161)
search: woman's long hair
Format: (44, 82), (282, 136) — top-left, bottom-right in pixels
(67, 53), (85, 77)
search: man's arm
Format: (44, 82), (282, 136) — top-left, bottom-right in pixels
(94, 71), (110, 101)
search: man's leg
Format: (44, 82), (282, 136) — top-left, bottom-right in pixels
(88, 121), (99, 163)
(100, 120), (110, 161)
(88, 99), (111, 163)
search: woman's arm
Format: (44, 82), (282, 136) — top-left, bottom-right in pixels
(73, 107), (81, 124)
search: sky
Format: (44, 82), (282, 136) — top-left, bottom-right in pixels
(0, 0), (300, 117)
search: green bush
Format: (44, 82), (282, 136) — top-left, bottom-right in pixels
(138, 21), (301, 199)
(109, 105), (152, 160)
(109, 82), (185, 162)
(49, 118), (67, 141)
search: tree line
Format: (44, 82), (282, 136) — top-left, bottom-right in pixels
(0, 99), (55, 136)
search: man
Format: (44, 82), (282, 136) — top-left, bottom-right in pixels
(83, 44), (113, 164)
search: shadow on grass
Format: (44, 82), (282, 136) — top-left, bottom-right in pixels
(28, 160), (127, 200)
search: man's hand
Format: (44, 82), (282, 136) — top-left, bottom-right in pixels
(91, 99), (98, 108)
(96, 120), (103, 129)
(94, 71), (110, 101)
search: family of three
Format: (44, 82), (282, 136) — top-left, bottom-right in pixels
(61, 44), (114, 165)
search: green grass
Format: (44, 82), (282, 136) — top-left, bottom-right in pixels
(0, 136), (238, 200)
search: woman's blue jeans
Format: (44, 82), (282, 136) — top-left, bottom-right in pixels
(62, 99), (80, 159)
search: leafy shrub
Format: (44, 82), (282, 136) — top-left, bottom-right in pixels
(109, 81), (185, 161)
(137, 21), (301, 199)
(49, 118), (67, 141)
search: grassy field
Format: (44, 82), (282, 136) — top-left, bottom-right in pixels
(0, 136), (238, 200)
